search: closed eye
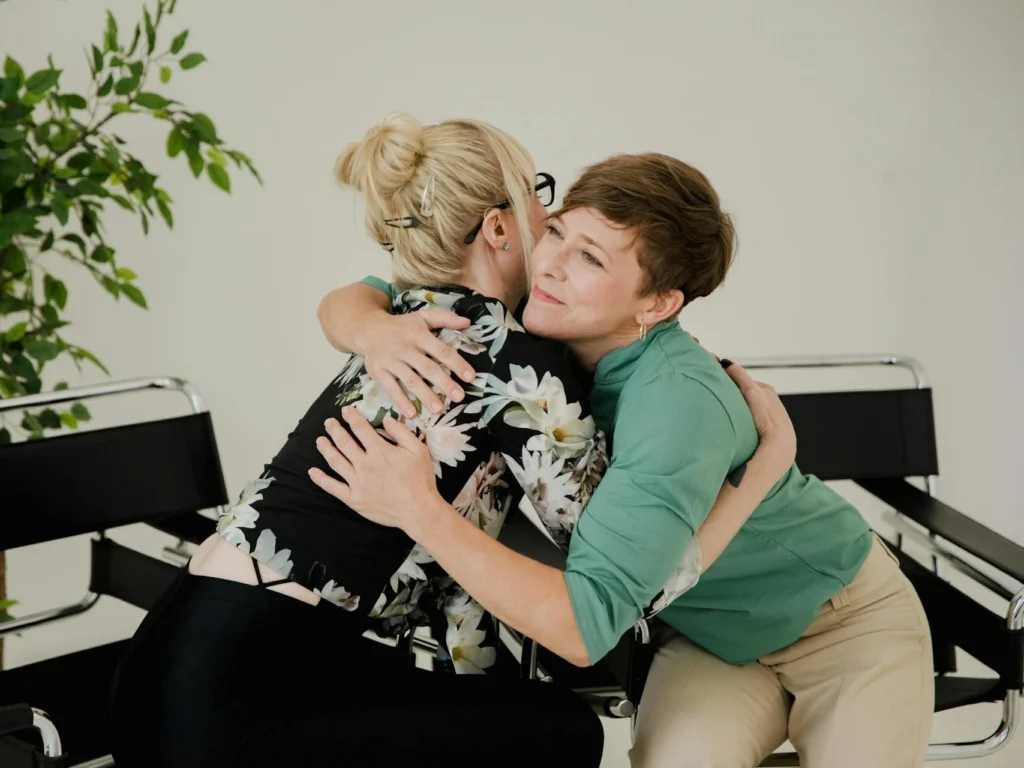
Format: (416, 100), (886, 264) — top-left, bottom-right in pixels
(544, 223), (563, 238)
(582, 250), (603, 268)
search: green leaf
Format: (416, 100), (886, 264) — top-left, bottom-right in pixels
(46, 276), (68, 309)
(3, 55), (25, 84)
(207, 163), (230, 193)
(160, 66), (172, 84)
(54, 381), (69, 391)
(22, 413), (43, 433)
(127, 24), (141, 57)
(187, 148), (204, 178)
(39, 408), (62, 429)
(171, 29), (189, 55)
(76, 347), (110, 375)
(105, 11), (119, 52)
(112, 194), (135, 211)
(208, 148), (227, 167)
(114, 76), (140, 96)
(0, 212), (37, 239)
(67, 151), (96, 170)
(4, 322), (28, 342)
(115, 266), (137, 281)
(1, 245), (27, 274)
(60, 412), (79, 429)
(144, 9), (156, 54)
(41, 230), (55, 251)
(140, 211), (150, 235)
(0, 78), (19, 104)
(11, 354), (36, 380)
(61, 233), (88, 256)
(157, 197), (173, 228)
(40, 305), (59, 325)
(58, 93), (88, 110)
(90, 244), (114, 262)
(97, 74), (114, 98)
(0, 428), (10, 447)
(121, 283), (148, 308)
(0, 126), (23, 141)
(166, 127), (184, 157)
(180, 52), (206, 70)
(111, 103), (134, 114)
(25, 68), (61, 93)
(136, 92), (170, 109)
(75, 178), (107, 197)
(130, 61), (145, 79)
(101, 276), (120, 298)
(191, 113), (218, 143)
(25, 340), (61, 362)
(92, 45), (104, 73)
(71, 402), (92, 421)
(52, 193), (69, 225)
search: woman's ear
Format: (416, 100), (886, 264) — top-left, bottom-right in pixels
(639, 289), (685, 328)
(480, 209), (507, 252)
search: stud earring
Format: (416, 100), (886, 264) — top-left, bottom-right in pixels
(503, 242), (511, 251)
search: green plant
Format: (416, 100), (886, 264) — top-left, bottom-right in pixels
(0, 0), (261, 443)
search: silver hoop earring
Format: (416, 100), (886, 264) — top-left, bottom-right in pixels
(640, 321), (648, 341)
(503, 242), (511, 251)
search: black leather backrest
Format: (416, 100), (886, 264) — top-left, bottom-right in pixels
(0, 412), (228, 550)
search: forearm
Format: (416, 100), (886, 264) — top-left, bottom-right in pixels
(695, 450), (787, 570)
(409, 496), (591, 667)
(317, 284), (390, 354)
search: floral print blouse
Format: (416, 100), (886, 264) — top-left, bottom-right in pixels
(215, 285), (610, 673)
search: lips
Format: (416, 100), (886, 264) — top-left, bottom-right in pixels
(531, 286), (563, 305)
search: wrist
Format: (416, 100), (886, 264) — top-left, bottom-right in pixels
(744, 446), (791, 491)
(404, 492), (458, 546)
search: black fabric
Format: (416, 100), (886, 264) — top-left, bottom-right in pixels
(935, 677), (1006, 711)
(859, 478), (1024, 584)
(0, 735), (65, 768)
(778, 389), (939, 481)
(109, 572), (604, 768)
(894, 547), (1023, 690)
(0, 413), (228, 550)
(88, 537), (182, 611)
(145, 511), (217, 546)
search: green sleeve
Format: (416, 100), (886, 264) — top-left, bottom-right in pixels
(563, 373), (736, 663)
(358, 275), (395, 303)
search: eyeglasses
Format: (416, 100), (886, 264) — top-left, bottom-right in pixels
(462, 172), (556, 245)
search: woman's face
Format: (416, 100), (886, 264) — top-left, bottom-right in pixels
(522, 207), (648, 346)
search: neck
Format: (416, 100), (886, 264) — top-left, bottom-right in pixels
(567, 325), (644, 373)
(458, 249), (525, 309)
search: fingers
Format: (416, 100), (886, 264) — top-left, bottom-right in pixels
(422, 333), (476, 385)
(391, 360), (446, 414)
(308, 467), (353, 504)
(315, 431), (353, 481)
(418, 308), (471, 333)
(381, 414), (424, 453)
(406, 352), (464, 407)
(723, 361), (760, 395)
(341, 407), (383, 451)
(369, 368), (418, 419)
(323, 417), (364, 468)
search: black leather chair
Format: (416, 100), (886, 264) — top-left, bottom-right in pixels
(0, 378), (229, 768)
(496, 354), (1023, 764)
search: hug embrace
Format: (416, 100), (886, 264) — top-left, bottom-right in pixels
(109, 112), (933, 768)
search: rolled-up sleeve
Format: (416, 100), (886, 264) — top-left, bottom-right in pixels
(358, 275), (395, 302)
(563, 373), (736, 663)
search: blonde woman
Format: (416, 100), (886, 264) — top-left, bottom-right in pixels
(109, 114), (795, 768)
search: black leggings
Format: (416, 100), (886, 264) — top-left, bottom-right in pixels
(109, 570), (604, 767)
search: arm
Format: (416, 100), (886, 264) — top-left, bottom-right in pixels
(317, 281), (391, 355)
(316, 278), (477, 416)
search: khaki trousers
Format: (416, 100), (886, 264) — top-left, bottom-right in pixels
(629, 535), (934, 768)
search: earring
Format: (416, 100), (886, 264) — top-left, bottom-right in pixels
(503, 242), (511, 251)
(640, 320), (648, 341)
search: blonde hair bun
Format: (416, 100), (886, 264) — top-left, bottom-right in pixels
(336, 111), (425, 206)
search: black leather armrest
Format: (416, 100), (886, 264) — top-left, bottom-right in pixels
(857, 478), (1024, 583)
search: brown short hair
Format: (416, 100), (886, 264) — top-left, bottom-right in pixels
(558, 153), (736, 307)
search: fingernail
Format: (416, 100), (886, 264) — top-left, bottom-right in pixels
(405, 407), (416, 418)
(323, 418), (333, 429)
(451, 390), (463, 401)
(720, 359), (733, 369)
(463, 370), (474, 381)
(432, 401), (443, 413)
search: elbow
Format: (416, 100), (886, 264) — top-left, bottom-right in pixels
(567, 650), (593, 668)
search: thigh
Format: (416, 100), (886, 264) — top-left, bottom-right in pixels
(630, 631), (790, 768)
(769, 541), (934, 768)
(241, 650), (605, 768)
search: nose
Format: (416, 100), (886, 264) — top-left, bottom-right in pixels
(535, 237), (569, 282)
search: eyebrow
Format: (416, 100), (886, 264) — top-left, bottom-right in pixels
(548, 214), (611, 257)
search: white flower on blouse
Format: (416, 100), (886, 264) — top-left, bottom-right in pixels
(505, 446), (582, 545)
(453, 453), (509, 534)
(647, 538), (703, 617)
(390, 544), (436, 591)
(353, 373), (399, 422)
(217, 476), (273, 548)
(420, 404), (477, 477)
(437, 326), (488, 356)
(333, 353), (366, 390)
(371, 581), (427, 619)
(475, 301), (524, 357)
(251, 527), (294, 578)
(313, 580), (360, 611)
(396, 288), (464, 311)
(445, 601), (497, 674)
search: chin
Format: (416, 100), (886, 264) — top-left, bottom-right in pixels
(522, 301), (563, 341)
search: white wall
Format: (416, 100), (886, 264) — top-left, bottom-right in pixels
(3, 1), (1022, 765)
